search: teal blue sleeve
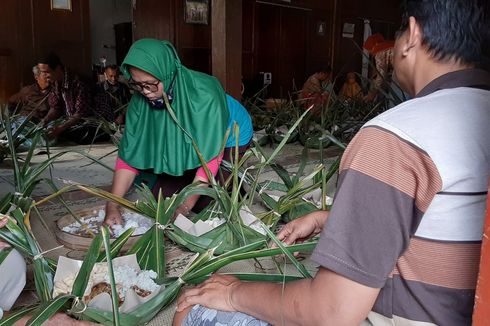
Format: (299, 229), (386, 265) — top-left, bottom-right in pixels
(225, 94), (253, 147)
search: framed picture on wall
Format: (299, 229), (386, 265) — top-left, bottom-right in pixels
(184, 0), (209, 25)
(51, 0), (72, 11)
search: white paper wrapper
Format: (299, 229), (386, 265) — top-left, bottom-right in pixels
(302, 188), (333, 208)
(53, 254), (163, 313)
(174, 205), (266, 236)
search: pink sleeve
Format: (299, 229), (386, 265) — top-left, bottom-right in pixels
(196, 152), (224, 181)
(115, 156), (140, 175)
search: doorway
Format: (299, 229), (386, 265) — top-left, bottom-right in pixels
(89, 0), (133, 76)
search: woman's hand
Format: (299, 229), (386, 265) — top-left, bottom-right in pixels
(176, 274), (240, 313)
(103, 202), (123, 226)
(173, 203), (191, 219)
(276, 210), (328, 246)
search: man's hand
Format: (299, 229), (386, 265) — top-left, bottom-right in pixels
(176, 274), (240, 313)
(276, 210), (328, 245)
(103, 202), (123, 226)
(47, 125), (64, 140)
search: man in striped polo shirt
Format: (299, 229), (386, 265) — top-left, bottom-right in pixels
(174, 0), (490, 325)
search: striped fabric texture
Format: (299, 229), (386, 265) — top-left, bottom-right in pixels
(312, 76), (490, 325)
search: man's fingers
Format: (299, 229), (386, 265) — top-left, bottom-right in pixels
(176, 288), (203, 312)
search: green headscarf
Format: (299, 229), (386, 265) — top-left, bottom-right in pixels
(119, 39), (229, 176)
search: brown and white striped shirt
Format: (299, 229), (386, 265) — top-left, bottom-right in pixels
(312, 69), (490, 325)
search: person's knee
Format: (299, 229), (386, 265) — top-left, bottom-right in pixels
(172, 305), (193, 326)
(3, 249), (26, 280)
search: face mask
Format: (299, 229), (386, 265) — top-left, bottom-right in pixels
(148, 72), (176, 109)
(149, 98), (165, 109)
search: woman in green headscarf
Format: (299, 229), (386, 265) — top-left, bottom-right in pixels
(104, 39), (231, 226)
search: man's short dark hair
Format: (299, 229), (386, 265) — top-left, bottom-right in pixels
(104, 65), (119, 72)
(319, 66), (332, 74)
(398, 0), (484, 64)
(38, 52), (64, 70)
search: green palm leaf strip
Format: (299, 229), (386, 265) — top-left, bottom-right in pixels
(25, 294), (75, 326)
(101, 226), (121, 326)
(72, 234), (103, 297)
(97, 228), (134, 262)
(0, 305), (38, 326)
(181, 240), (316, 282)
(152, 190), (166, 279)
(0, 247), (12, 265)
(4, 208), (54, 302)
(262, 225), (312, 278)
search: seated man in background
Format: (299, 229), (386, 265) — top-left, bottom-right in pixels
(8, 65), (51, 121)
(339, 72), (363, 100)
(94, 65), (131, 124)
(173, 0), (490, 325)
(299, 67), (333, 114)
(38, 53), (107, 144)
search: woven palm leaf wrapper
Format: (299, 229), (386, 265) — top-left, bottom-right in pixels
(167, 203), (268, 255)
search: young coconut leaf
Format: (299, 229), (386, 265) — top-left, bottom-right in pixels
(97, 227), (134, 262)
(0, 247), (13, 265)
(25, 294), (75, 326)
(0, 305), (38, 326)
(101, 226), (121, 326)
(72, 234), (103, 297)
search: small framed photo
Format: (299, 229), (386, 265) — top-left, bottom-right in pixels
(51, 0), (72, 11)
(184, 0), (209, 25)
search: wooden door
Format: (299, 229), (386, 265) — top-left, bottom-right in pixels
(0, 0), (31, 102)
(255, 2), (308, 98)
(132, 0), (174, 42)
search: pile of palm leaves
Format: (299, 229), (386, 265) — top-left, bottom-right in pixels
(0, 182), (318, 326)
(0, 98), (325, 325)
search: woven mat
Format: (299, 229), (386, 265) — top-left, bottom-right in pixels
(23, 194), (318, 324)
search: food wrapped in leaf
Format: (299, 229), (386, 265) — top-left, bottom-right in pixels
(53, 255), (162, 313)
(167, 204), (268, 255)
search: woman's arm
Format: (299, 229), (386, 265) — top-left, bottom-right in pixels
(104, 158), (138, 226)
(173, 153), (224, 218)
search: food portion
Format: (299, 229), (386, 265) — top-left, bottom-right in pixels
(61, 209), (153, 237)
(53, 263), (160, 304)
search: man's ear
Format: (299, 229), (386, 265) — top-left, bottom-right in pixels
(402, 16), (422, 56)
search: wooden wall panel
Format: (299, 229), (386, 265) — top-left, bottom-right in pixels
(132, 0), (174, 42)
(242, 0), (256, 81)
(0, 0), (25, 102)
(0, 0), (90, 102)
(278, 7), (308, 95)
(307, 9), (333, 75)
(132, 0), (211, 73)
(32, 0), (91, 77)
(333, 0), (401, 76)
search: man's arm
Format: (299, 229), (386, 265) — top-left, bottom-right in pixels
(177, 268), (379, 326)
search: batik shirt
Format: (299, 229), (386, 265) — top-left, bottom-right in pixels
(48, 70), (92, 118)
